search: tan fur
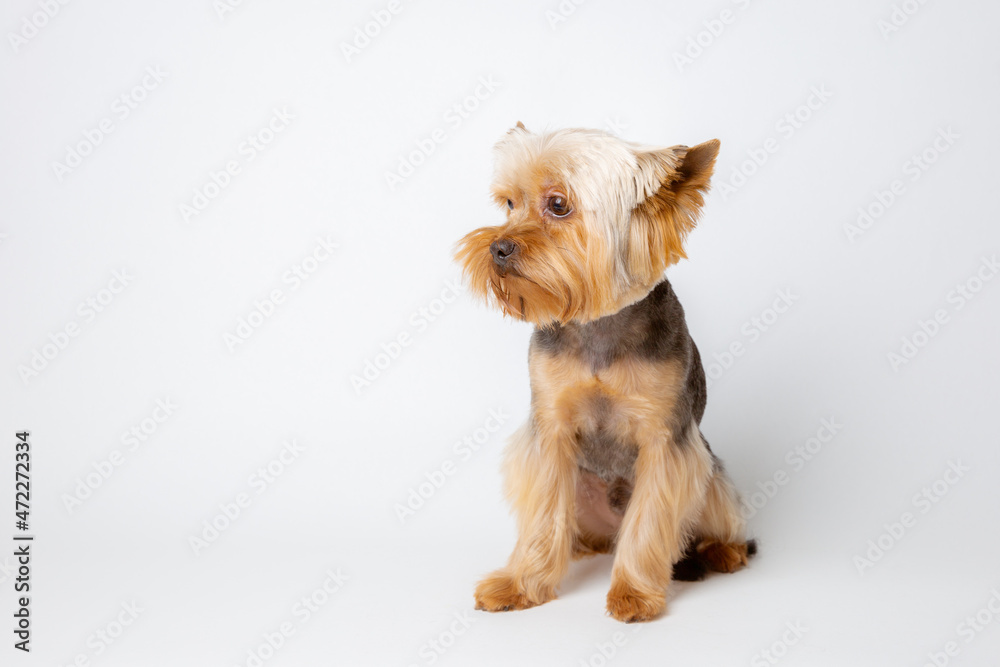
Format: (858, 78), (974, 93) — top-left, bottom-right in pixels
(474, 419), (578, 610)
(693, 465), (747, 545)
(607, 419), (714, 621)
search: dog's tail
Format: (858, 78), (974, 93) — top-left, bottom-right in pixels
(672, 538), (758, 582)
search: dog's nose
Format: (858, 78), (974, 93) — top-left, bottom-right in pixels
(490, 239), (518, 265)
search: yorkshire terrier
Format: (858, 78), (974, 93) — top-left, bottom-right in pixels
(455, 123), (756, 622)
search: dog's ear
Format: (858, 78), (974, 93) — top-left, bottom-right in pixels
(671, 139), (719, 198)
(508, 121), (528, 134)
(629, 139), (720, 277)
(634, 139), (719, 206)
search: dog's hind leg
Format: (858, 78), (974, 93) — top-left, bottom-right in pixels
(673, 435), (757, 581)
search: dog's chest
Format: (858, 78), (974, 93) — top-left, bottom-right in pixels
(573, 391), (637, 484)
(534, 325), (650, 485)
(529, 281), (689, 485)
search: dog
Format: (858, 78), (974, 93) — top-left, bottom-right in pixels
(454, 123), (756, 622)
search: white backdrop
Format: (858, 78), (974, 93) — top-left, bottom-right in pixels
(2, 0), (999, 665)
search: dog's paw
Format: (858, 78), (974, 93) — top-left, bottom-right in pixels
(474, 570), (549, 612)
(697, 539), (752, 573)
(606, 581), (665, 623)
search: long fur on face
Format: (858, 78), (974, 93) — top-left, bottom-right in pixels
(454, 125), (719, 325)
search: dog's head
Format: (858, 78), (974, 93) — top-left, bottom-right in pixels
(455, 123), (719, 325)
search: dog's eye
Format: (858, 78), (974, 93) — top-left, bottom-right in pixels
(506, 199), (514, 210)
(547, 196), (571, 217)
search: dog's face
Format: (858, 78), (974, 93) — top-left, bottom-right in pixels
(455, 124), (719, 325)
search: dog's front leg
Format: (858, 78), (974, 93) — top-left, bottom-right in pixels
(606, 423), (713, 622)
(474, 418), (578, 612)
